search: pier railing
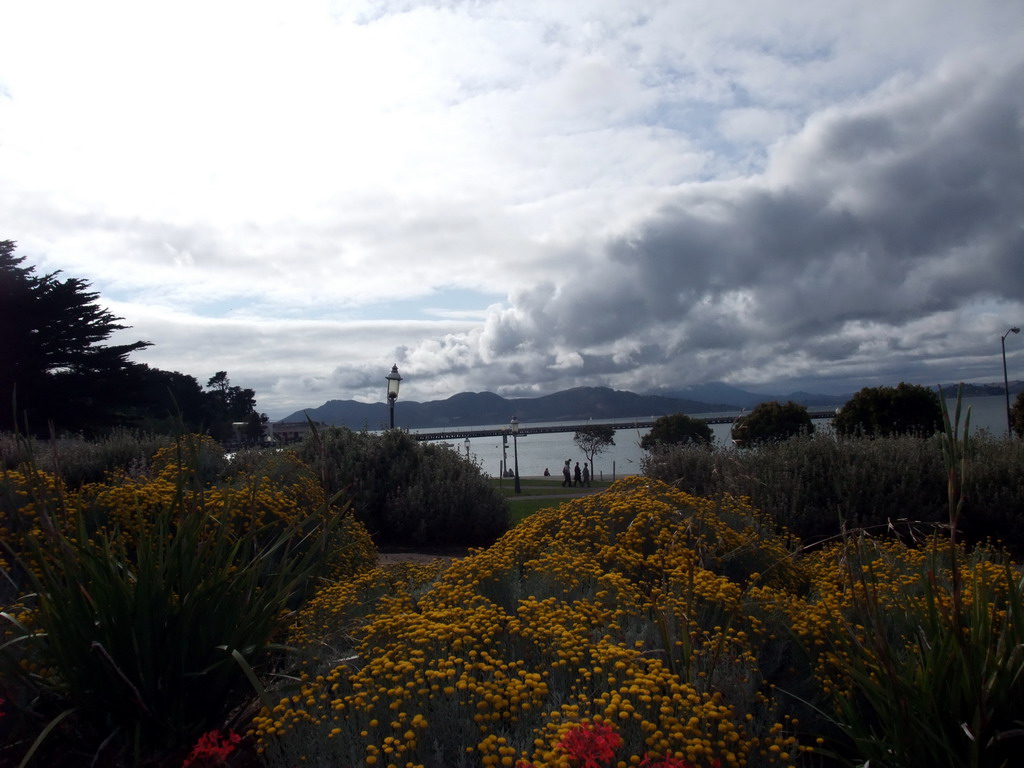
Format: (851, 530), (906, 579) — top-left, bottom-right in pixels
(409, 412), (835, 442)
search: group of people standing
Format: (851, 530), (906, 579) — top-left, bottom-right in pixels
(561, 458), (590, 487)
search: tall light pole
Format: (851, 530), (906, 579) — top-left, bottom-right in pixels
(510, 416), (521, 495)
(385, 364), (402, 429)
(501, 432), (508, 486)
(1002, 327), (1020, 436)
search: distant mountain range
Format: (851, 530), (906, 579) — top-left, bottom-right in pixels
(656, 382), (847, 410)
(279, 383), (823, 430)
(279, 380), (1024, 430)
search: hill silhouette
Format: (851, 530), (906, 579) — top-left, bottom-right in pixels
(283, 385), (743, 430)
(278, 379), (1024, 430)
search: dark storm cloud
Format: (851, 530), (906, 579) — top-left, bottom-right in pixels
(494, 53), (1024, 389)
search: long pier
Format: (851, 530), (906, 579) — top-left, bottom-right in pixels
(409, 411), (835, 442)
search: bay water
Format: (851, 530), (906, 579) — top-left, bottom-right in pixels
(416, 395), (1013, 480)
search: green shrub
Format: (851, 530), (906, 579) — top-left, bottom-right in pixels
(0, 428), (225, 487)
(957, 436), (1024, 545)
(833, 382), (943, 437)
(1010, 390), (1024, 438)
(639, 413), (713, 450)
(731, 401), (815, 447)
(643, 433), (1024, 552)
(219, 445), (379, 579)
(296, 427), (509, 547)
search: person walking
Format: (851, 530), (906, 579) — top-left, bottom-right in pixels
(573, 462), (582, 487)
(562, 460), (572, 487)
(582, 462), (590, 487)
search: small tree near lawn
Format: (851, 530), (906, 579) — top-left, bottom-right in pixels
(573, 424), (616, 477)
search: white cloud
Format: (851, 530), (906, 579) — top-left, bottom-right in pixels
(3, 0), (1023, 418)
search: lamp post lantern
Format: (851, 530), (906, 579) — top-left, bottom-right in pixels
(510, 416), (521, 495)
(385, 364), (402, 429)
(1002, 327), (1020, 436)
(464, 436), (471, 460)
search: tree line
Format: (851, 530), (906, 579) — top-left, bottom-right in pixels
(642, 381), (1024, 449)
(1, 240), (265, 441)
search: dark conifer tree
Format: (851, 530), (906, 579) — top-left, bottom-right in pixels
(203, 371), (262, 443)
(125, 365), (213, 433)
(0, 240), (151, 435)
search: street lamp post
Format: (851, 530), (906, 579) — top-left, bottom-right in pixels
(501, 432), (508, 487)
(385, 364), (402, 429)
(1002, 327), (1020, 436)
(510, 416), (521, 495)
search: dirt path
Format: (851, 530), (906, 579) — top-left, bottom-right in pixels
(377, 546), (471, 565)
(506, 483), (605, 501)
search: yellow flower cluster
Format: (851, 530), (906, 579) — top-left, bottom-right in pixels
(787, 535), (1019, 700)
(0, 440), (378, 593)
(254, 477), (809, 767)
(0, 466), (71, 580)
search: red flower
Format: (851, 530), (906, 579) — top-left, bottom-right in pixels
(182, 729), (242, 767)
(557, 721), (624, 768)
(639, 755), (720, 768)
(640, 755), (694, 768)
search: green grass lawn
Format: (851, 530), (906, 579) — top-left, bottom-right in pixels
(506, 498), (557, 524)
(489, 476), (612, 496)
(490, 476), (613, 525)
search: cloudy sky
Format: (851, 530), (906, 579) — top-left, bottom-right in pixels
(3, 0), (1023, 419)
